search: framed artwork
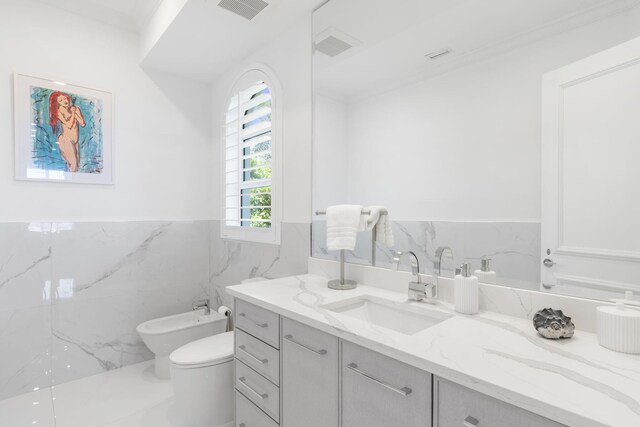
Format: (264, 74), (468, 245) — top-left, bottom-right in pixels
(14, 73), (113, 184)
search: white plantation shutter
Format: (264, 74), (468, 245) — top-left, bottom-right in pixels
(222, 68), (280, 244)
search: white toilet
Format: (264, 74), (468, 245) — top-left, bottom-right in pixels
(170, 331), (235, 427)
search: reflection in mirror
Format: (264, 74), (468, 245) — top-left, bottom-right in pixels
(311, 0), (640, 302)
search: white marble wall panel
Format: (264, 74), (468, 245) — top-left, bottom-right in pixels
(0, 221), (210, 399)
(50, 221), (209, 385)
(1, 219), (309, 400)
(0, 223), (51, 312)
(0, 223), (52, 400)
(0, 305), (52, 400)
(312, 220), (541, 290)
(209, 221), (311, 308)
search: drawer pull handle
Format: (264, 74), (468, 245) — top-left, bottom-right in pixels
(284, 334), (327, 355)
(346, 362), (412, 396)
(238, 345), (268, 364)
(238, 376), (268, 400)
(463, 416), (479, 427)
(238, 312), (268, 328)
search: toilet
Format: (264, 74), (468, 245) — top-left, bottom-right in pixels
(169, 331), (235, 427)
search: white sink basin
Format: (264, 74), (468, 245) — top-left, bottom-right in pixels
(321, 295), (451, 335)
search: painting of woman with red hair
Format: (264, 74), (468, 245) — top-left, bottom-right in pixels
(15, 74), (112, 184)
(49, 91), (85, 172)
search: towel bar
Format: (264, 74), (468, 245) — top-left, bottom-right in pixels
(315, 209), (387, 216)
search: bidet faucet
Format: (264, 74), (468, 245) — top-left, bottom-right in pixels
(392, 251), (436, 302)
(193, 299), (211, 315)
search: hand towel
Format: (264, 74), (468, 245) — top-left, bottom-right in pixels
(326, 204), (365, 251)
(365, 206), (394, 247)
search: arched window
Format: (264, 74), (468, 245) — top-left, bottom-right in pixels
(221, 67), (281, 244)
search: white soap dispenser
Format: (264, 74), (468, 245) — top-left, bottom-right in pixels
(597, 301), (640, 354)
(474, 258), (496, 284)
(454, 263), (479, 314)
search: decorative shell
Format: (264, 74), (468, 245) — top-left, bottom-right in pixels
(533, 308), (575, 339)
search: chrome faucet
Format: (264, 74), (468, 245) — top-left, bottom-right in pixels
(392, 251), (436, 302)
(193, 299), (211, 315)
(434, 246), (454, 277)
(433, 246), (454, 289)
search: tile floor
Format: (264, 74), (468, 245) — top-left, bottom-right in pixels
(0, 361), (182, 427)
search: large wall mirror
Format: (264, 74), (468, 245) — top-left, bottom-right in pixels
(311, 0), (640, 302)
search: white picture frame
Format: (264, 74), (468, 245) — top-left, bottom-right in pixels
(14, 73), (113, 184)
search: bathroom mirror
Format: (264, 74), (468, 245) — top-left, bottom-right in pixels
(311, 0), (640, 302)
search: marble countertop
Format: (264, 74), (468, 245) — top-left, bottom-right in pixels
(227, 274), (640, 427)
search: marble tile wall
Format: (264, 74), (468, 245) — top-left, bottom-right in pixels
(209, 221), (311, 308)
(0, 220), (310, 401)
(312, 220), (541, 290)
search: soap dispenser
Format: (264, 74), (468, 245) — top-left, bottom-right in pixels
(474, 258), (496, 284)
(454, 263), (479, 314)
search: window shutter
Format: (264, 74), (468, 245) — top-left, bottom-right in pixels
(224, 81), (273, 229)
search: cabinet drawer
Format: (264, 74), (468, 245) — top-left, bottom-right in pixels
(235, 329), (280, 385)
(435, 377), (564, 427)
(235, 359), (280, 423)
(282, 318), (339, 427)
(341, 341), (431, 427)
(235, 300), (280, 349)
(235, 390), (278, 427)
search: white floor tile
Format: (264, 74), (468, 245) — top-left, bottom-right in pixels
(51, 360), (174, 427)
(0, 388), (56, 427)
(99, 398), (181, 427)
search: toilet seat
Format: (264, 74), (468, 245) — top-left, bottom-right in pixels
(170, 331), (234, 369)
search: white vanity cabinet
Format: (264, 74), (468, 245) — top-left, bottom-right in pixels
(234, 300), (282, 427)
(434, 377), (565, 427)
(341, 341), (432, 427)
(281, 318), (339, 427)
(234, 298), (567, 427)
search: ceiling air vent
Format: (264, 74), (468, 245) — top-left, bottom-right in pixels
(217, 0), (269, 20)
(315, 35), (353, 58)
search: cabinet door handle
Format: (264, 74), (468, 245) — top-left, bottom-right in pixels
(238, 312), (268, 328)
(463, 415), (479, 427)
(238, 345), (268, 364)
(346, 362), (412, 396)
(238, 376), (268, 400)
(284, 334), (327, 355)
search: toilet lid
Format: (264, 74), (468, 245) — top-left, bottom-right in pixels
(170, 332), (234, 368)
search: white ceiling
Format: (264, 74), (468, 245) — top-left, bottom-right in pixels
(314, 0), (640, 100)
(140, 0), (324, 82)
(34, 0), (163, 32)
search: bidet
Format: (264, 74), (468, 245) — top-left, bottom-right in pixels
(136, 306), (226, 379)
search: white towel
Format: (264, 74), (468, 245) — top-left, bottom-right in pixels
(365, 206), (394, 247)
(326, 205), (365, 251)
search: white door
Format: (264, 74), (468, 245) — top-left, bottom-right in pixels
(541, 35), (640, 298)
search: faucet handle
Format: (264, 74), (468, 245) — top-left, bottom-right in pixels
(408, 281), (426, 302)
(192, 299), (211, 315)
(193, 298), (209, 307)
(424, 282), (437, 300)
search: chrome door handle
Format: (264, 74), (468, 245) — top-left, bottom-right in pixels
(543, 258), (556, 268)
(238, 312), (268, 328)
(463, 415), (479, 427)
(238, 376), (268, 400)
(346, 362), (412, 396)
(238, 345), (268, 364)
(284, 334), (327, 355)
